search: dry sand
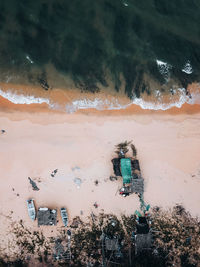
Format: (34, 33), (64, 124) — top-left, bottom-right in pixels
(0, 86), (200, 258)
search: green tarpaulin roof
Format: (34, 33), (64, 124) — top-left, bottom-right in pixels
(120, 158), (132, 184)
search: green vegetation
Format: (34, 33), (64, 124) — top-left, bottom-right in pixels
(0, 206), (199, 266)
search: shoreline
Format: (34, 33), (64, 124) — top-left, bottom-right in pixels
(0, 81), (200, 117)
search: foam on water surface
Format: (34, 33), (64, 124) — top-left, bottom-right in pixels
(0, 88), (50, 105)
(0, 86), (199, 113)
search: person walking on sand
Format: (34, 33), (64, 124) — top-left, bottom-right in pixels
(93, 202), (99, 208)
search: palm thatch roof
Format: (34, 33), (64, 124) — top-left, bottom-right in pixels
(135, 233), (152, 255)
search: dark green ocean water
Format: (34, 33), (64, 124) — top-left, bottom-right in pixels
(0, 0), (200, 98)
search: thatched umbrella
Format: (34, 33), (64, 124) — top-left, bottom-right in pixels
(131, 144), (137, 158)
(115, 141), (132, 157)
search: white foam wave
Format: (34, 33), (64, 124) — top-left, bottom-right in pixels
(156, 59), (171, 79)
(133, 94), (191, 111)
(65, 88), (194, 113)
(0, 86), (198, 113)
(65, 98), (128, 113)
(123, 2), (129, 6)
(26, 55), (34, 64)
(0, 88), (50, 105)
(182, 61), (193, 74)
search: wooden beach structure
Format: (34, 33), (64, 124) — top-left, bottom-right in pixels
(53, 231), (72, 262)
(111, 156), (144, 196)
(111, 141), (144, 196)
(134, 216), (152, 255)
(37, 207), (57, 226)
(101, 233), (122, 266)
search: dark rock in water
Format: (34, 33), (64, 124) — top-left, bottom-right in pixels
(37, 71), (50, 90)
(28, 177), (40, 191)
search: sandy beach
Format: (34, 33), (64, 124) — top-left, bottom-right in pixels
(0, 86), (200, 260)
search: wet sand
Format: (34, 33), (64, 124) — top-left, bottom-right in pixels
(0, 83), (200, 258)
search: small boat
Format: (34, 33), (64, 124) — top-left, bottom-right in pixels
(27, 199), (36, 221)
(60, 207), (68, 226)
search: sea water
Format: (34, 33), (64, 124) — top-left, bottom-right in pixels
(0, 0), (200, 111)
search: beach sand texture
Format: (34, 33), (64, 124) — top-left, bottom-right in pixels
(0, 84), (200, 258)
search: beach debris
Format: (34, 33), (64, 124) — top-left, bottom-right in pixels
(67, 229), (71, 237)
(152, 206), (160, 212)
(1, 129), (6, 134)
(51, 169), (58, 177)
(109, 175), (118, 181)
(93, 202), (99, 209)
(94, 179), (99, 186)
(28, 177), (40, 191)
(73, 177), (82, 188)
(90, 211), (97, 223)
(72, 166), (80, 171)
(120, 187), (130, 197)
(71, 216), (82, 228)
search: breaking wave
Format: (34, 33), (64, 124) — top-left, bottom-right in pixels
(0, 87), (199, 113)
(65, 88), (196, 113)
(0, 88), (50, 105)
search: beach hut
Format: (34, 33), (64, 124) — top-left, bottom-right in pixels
(53, 237), (71, 261)
(105, 237), (119, 251)
(101, 234), (122, 266)
(37, 207), (57, 226)
(134, 217), (152, 255)
(118, 157), (144, 195)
